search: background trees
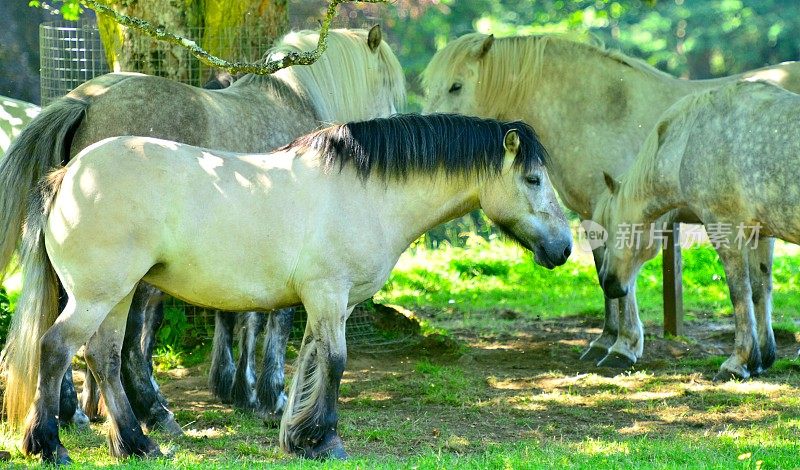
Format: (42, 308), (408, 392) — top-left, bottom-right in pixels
(296, 0), (800, 108)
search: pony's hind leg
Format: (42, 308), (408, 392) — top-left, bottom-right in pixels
(209, 311), (237, 403)
(748, 238), (776, 373)
(257, 308), (294, 423)
(714, 242), (761, 381)
(23, 296), (115, 464)
(84, 290), (161, 459)
(55, 285), (91, 428)
(120, 283), (182, 436)
(232, 312), (266, 410)
(280, 288), (349, 460)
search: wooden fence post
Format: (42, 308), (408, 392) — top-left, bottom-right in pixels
(663, 223), (684, 336)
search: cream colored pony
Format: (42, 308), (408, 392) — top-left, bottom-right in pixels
(423, 33), (800, 372)
(595, 80), (800, 379)
(0, 27), (406, 434)
(2, 114), (571, 464)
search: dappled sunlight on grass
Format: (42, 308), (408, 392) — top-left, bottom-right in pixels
(573, 438), (631, 457)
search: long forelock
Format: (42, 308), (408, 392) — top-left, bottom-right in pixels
(266, 29), (405, 123)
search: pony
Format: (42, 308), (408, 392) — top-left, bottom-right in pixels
(1, 113), (572, 463)
(422, 33), (800, 373)
(594, 80), (800, 379)
(0, 96), (40, 154)
(0, 26), (405, 434)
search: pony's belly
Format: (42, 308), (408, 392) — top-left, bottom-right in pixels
(143, 268), (298, 312)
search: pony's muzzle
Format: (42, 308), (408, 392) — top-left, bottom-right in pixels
(534, 235), (572, 269)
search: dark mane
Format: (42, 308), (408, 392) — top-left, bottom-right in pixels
(285, 114), (547, 180)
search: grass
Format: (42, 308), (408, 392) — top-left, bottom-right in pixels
(2, 236), (800, 468)
(375, 236), (800, 336)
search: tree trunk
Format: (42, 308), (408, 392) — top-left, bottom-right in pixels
(96, 0), (288, 84)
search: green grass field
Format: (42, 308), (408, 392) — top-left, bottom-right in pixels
(2, 237), (800, 468)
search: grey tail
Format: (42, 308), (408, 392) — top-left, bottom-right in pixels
(0, 97), (87, 281)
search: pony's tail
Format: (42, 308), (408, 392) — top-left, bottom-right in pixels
(1, 168), (68, 429)
(0, 97), (87, 282)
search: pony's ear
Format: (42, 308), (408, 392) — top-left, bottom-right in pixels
(367, 25), (382, 52)
(603, 171), (620, 195)
(503, 129), (520, 155)
(474, 34), (494, 59)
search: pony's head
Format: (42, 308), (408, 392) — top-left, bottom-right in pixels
(479, 124), (572, 269)
(268, 26), (406, 123)
(592, 172), (644, 298)
(422, 33), (546, 120)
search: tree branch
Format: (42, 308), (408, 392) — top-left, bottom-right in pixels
(79, 0), (389, 75)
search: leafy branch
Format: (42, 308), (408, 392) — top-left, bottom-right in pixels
(76, 0), (389, 75)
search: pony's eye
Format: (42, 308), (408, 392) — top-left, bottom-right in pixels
(448, 82), (462, 93)
(525, 175), (541, 187)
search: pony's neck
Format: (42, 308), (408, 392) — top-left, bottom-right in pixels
(509, 39), (697, 218)
(613, 136), (684, 227)
(375, 174), (481, 250)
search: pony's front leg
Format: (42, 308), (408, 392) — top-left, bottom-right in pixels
(257, 308), (294, 423)
(280, 289), (349, 460)
(85, 291), (161, 459)
(580, 248), (620, 362)
(715, 243), (761, 381)
(208, 311), (237, 403)
(598, 283), (643, 368)
(232, 312), (266, 410)
(747, 238), (775, 373)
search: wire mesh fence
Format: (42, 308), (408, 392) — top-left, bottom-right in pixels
(162, 298), (418, 352)
(40, 21), (109, 106)
(39, 20), (275, 106)
(41, 19), (418, 351)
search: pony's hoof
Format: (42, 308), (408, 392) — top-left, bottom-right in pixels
(156, 419), (183, 437)
(259, 393), (287, 427)
(749, 365), (766, 378)
(149, 417), (184, 437)
(300, 435), (348, 460)
(597, 352), (635, 369)
(713, 367), (749, 382)
(579, 346), (608, 362)
(760, 351), (776, 371)
(56, 445), (72, 466)
(259, 411), (282, 428)
(68, 408), (91, 429)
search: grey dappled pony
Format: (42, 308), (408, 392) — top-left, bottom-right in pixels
(2, 114), (571, 463)
(0, 26), (405, 434)
(596, 80), (800, 380)
(422, 33), (800, 372)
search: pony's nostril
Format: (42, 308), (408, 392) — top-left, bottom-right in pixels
(563, 245), (572, 259)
